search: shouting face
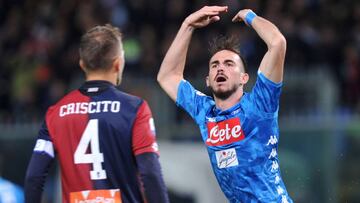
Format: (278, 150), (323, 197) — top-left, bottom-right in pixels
(207, 50), (248, 100)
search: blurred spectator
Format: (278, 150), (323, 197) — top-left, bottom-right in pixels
(0, 0), (359, 122)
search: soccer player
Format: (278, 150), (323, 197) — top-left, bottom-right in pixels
(157, 6), (292, 203)
(25, 24), (169, 203)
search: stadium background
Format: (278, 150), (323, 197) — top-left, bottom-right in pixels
(0, 0), (359, 202)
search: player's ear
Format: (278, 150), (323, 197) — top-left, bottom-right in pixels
(113, 57), (121, 72)
(240, 73), (249, 85)
(79, 59), (86, 72)
(206, 76), (210, 87)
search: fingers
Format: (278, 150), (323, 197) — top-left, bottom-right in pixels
(187, 6), (257, 28)
(199, 6), (227, 18)
(202, 6), (228, 13)
(232, 9), (252, 23)
(202, 10), (223, 16)
(209, 16), (221, 23)
(186, 6), (227, 28)
(232, 15), (241, 22)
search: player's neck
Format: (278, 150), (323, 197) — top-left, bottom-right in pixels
(214, 88), (244, 111)
(86, 72), (117, 85)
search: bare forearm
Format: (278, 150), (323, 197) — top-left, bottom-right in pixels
(232, 9), (286, 82)
(157, 22), (194, 83)
(157, 22), (194, 101)
(157, 6), (227, 101)
(252, 16), (286, 52)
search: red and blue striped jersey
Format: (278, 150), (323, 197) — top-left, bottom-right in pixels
(26, 80), (163, 203)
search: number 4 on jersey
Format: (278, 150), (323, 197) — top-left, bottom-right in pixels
(74, 119), (107, 180)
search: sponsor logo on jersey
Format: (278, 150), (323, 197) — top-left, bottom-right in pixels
(70, 189), (121, 203)
(206, 117), (245, 146)
(215, 148), (239, 169)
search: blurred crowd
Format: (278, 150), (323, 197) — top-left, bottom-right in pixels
(0, 0), (359, 123)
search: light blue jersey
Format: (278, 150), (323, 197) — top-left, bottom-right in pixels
(176, 72), (293, 203)
(0, 177), (24, 203)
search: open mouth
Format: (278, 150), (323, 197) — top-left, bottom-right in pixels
(215, 75), (227, 83)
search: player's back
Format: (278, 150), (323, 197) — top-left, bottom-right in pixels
(45, 81), (147, 203)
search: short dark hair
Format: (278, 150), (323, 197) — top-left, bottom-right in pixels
(209, 35), (247, 72)
(79, 24), (123, 71)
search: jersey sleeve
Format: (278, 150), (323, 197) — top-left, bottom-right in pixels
(32, 121), (55, 158)
(132, 100), (159, 156)
(136, 153), (169, 203)
(25, 121), (55, 203)
(250, 71), (283, 114)
(176, 79), (213, 124)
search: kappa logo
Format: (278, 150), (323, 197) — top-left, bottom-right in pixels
(281, 195), (289, 203)
(206, 116), (216, 122)
(268, 148), (277, 159)
(267, 135), (278, 146)
(195, 90), (206, 96)
(206, 117), (245, 146)
(275, 175), (281, 184)
(70, 189), (121, 203)
(271, 161), (279, 172)
(277, 186), (285, 195)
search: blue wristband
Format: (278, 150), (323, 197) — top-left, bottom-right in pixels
(245, 11), (257, 27)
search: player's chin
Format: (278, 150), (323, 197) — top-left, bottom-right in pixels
(215, 84), (229, 92)
(211, 87), (232, 99)
(213, 90), (233, 100)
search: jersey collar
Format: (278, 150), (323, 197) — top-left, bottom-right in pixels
(79, 80), (114, 96)
(213, 93), (247, 116)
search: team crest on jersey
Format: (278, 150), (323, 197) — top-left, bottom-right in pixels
(215, 148), (239, 169)
(70, 189), (121, 203)
(206, 117), (245, 146)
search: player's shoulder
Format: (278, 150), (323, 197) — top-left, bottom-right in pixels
(46, 89), (81, 114)
(256, 71), (283, 88)
(110, 88), (145, 109)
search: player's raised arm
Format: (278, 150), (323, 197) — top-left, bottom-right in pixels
(232, 9), (286, 83)
(157, 6), (228, 101)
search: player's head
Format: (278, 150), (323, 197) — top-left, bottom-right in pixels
(79, 24), (125, 85)
(206, 36), (249, 100)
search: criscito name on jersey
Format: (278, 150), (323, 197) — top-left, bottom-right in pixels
(59, 101), (120, 117)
